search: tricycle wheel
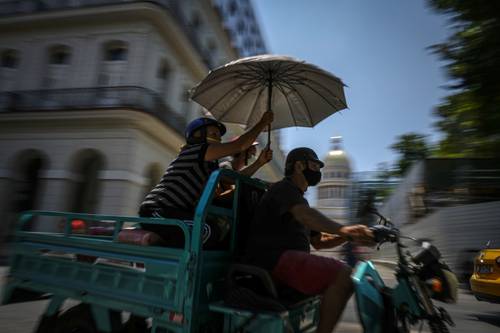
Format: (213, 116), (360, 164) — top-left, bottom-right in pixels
(396, 314), (410, 333)
(428, 319), (450, 333)
(53, 303), (98, 333)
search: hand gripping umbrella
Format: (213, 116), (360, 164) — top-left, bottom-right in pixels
(190, 54), (347, 145)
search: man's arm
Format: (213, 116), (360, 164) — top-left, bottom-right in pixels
(290, 204), (343, 234)
(310, 232), (346, 250)
(291, 204), (374, 243)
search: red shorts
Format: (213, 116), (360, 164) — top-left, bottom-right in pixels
(271, 250), (347, 295)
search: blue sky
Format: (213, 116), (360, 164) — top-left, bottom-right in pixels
(252, 0), (451, 172)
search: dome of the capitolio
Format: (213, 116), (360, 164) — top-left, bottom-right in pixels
(321, 137), (351, 180)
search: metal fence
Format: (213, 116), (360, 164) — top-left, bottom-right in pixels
(0, 86), (186, 134)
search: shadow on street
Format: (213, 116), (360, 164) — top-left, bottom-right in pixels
(468, 312), (500, 328)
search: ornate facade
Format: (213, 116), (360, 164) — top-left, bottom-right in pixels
(0, 0), (284, 257)
(315, 136), (352, 225)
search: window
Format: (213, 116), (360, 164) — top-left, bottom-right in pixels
(243, 38), (253, 49)
(9, 149), (48, 232)
(207, 39), (217, 53)
(237, 20), (246, 34)
(1, 49), (20, 68)
(244, 7), (252, 18)
(11, 155), (45, 213)
(106, 48), (127, 61)
(190, 12), (201, 30)
(156, 58), (171, 96)
(103, 41), (128, 61)
(157, 59), (170, 80)
(228, 1), (238, 15)
(48, 45), (71, 65)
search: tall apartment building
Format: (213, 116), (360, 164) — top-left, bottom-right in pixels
(0, 0), (284, 255)
(213, 0), (267, 57)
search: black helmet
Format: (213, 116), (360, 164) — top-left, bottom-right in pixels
(285, 147), (324, 175)
(185, 117), (227, 144)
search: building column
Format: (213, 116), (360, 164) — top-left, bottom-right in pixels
(97, 170), (147, 216)
(33, 170), (75, 232)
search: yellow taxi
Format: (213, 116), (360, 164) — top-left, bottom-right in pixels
(470, 248), (500, 303)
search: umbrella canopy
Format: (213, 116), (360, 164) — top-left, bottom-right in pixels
(190, 55), (348, 136)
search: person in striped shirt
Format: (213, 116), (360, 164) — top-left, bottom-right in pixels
(138, 112), (274, 247)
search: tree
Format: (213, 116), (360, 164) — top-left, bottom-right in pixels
(428, 0), (500, 157)
(390, 133), (430, 177)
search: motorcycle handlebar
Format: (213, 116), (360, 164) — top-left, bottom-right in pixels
(369, 224), (399, 244)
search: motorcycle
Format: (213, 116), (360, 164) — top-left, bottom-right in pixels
(354, 210), (458, 333)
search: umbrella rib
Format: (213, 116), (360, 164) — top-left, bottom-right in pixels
(280, 66), (344, 86)
(277, 76), (346, 109)
(301, 80), (347, 111)
(206, 82), (253, 113)
(286, 84), (315, 126)
(243, 62), (267, 79)
(277, 75), (345, 108)
(302, 79), (348, 109)
(242, 63), (270, 86)
(245, 85), (266, 128)
(191, 71), (259, 98)
(274, 63), (303, 81)
(253, 62), (270, 81)
(275, 84), (299, 128)
(277, 67), (345, 90)
(211, 81), (263, 121)
(303, 67), (345, 85)
(275, 73), (311, 86)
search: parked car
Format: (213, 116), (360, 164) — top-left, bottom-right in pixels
(470, 245), (500, 303)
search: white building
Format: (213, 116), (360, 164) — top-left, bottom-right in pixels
(315, 136), (352, 225)
(0, 0), (284, 257)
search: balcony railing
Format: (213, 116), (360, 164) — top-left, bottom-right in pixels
(0, 0), (215, 68)
(0, 86), (187, 134)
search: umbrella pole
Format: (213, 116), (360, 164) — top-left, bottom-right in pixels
(267, 76), (272, 147)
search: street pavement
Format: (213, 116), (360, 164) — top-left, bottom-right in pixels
(0, 265), (499, 333)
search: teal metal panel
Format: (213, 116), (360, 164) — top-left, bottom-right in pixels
(352, 261), (386, 333)
(3, 169), (272, 333)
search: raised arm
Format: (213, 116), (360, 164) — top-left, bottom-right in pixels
(238, 146), (273, 177)
(204, 112), (273, 161)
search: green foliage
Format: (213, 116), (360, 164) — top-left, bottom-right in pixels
(427, 0), (500, 157)
(390, 133), (430, 177)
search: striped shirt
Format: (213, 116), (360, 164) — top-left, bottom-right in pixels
(140, 143), (218, 214)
